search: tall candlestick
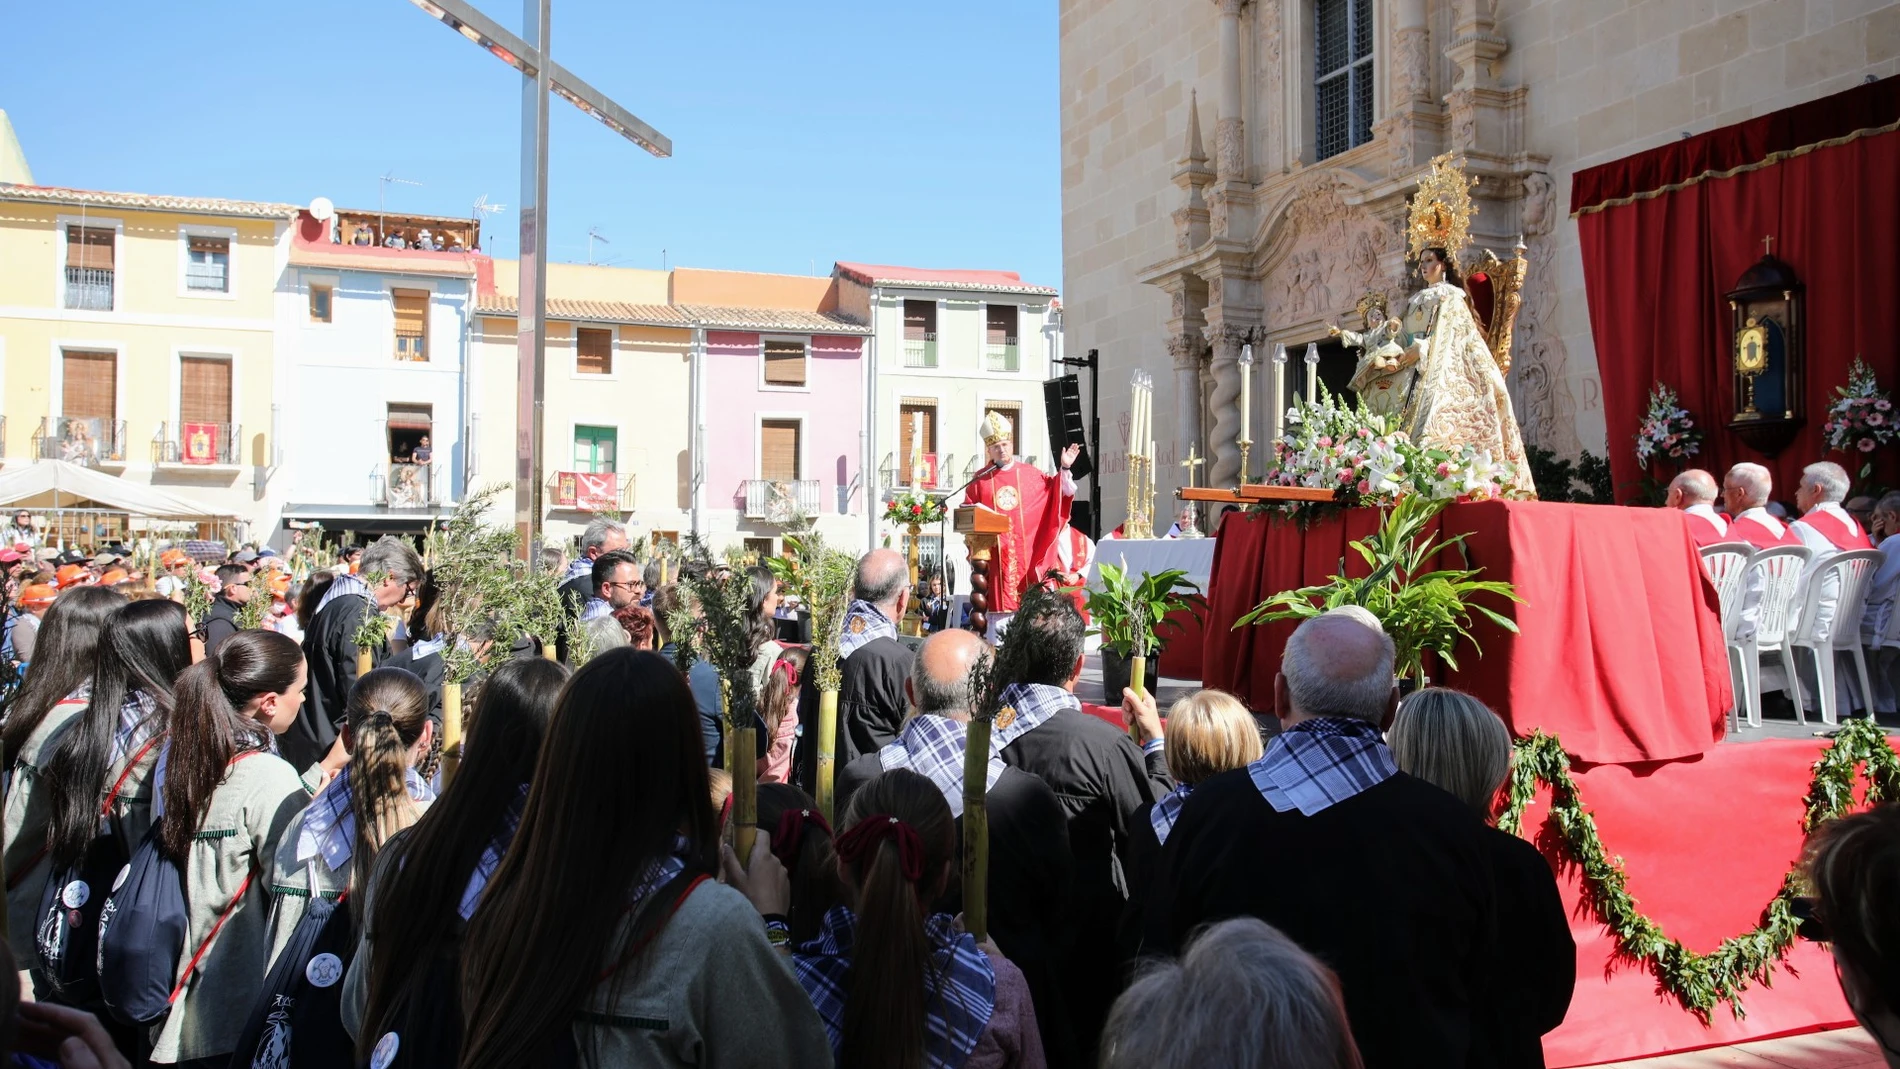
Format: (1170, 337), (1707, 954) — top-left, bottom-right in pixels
(1270, 343), (1287, 445)
(1304, 342), (1320, 405)
(1238, 344), (1253, 445)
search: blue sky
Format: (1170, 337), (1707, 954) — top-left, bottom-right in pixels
(1, 1), (1062, 287)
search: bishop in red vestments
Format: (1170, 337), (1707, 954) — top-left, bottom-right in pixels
(960, 412), (1081, 629)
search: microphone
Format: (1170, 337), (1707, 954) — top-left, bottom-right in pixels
(946, 460), (1002, 502)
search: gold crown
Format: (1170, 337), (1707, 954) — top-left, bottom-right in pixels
(1406, 154), (1478, 262)
(981, 411), (1012, 445)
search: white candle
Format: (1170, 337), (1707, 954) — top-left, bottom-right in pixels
(1239, 344), (1253, 445)
(1304, 343), (1320, 405)
(1271, 343), (1286, 433)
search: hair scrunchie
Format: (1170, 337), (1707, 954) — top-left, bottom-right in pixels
(771, 806), (832, 871)
(833, 814), (925, 883)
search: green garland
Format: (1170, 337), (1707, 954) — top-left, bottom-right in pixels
(1500, 719), (1900, 1021)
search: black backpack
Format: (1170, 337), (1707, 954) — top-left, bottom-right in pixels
(35, 735), (161, 1007)
(96, 751), (260, 1026)
(230, 892), (358, 1069)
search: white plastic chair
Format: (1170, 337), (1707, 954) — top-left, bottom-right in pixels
(1726, 546), (1811, 729)
(1787, 549), (1883, 726)
(1700, 544), (1751, 624)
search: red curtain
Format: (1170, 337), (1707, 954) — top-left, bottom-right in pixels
(1573, 78), (1900, 500)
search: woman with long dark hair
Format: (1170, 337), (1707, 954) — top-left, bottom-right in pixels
(146, 630), (311, 1068)
(1, 586), (123, 966)
(339, 656), (569, 1060)
(744, 565), (785, 692)
(39, 599), (191, 883)
(455, 648), (828, 1069)
(755, 782), (842, 948)
(788, 768), (1044, 1069)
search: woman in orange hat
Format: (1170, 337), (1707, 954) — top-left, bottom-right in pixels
(156, 550), (192, 603)
(7, 583), (59, 667)
(53, 564), (90, 591)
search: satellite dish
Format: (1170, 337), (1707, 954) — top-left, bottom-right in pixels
(309, 197), (335, 222)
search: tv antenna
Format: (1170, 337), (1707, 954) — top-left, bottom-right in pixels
(378, 171), (423, 241)
(472, 194), (506, 251)
(587, 226), (611, 265)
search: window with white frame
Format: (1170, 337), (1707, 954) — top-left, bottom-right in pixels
(185, 235), (231, 292)
(1314, 0), (1375, 161)
(762, 338), (808, 387)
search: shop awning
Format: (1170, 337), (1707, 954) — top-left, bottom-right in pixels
(0, 460), (237, 520)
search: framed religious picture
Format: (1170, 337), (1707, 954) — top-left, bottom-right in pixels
(1724, 248), (1805, 456)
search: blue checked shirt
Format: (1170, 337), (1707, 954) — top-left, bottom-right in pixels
(107, 690), (161, 772)
(1249, 716), (1397, 816)
(295, 764), (437, 874)
(1149, 783), (1194, 844)
(793, 907), (996, 1069)
(878, 715), (1005, 818)
(459, 783), (529, 919)
(992, 682), (1079, 749)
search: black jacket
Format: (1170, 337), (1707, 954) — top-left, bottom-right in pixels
(836, 637), (911, 765)
(201, 598), (240, 657)
(837, 755), (1081, 1069)
(290, 593), (379, 772)
(1143, 768), (1497, 1069)
(380, 644), (446, 739)
(1471, 826), (1575, 1069)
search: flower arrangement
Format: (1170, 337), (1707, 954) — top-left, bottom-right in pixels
(1634, 382), (1703, 469)
(1823, 357), (1896, 480)
(883, 490), (947, 526)
(1261, 393), (1525, 514)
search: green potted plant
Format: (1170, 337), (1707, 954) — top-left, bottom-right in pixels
(1084, 560), (1202, 703)
(1237, 494), (1521, 686)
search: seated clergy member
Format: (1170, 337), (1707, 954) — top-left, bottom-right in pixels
(1142, 606), (1496, 1069)
(994, 590), (1172, 1064)
(1723, 463), (1802, 549)
(836, 549), (913, 764)
(1666, 469), (1735, 547)
(1792, 461), (1876, 557)
(838, 627), (1079, 1068)
(1860, 492), (1900, 715)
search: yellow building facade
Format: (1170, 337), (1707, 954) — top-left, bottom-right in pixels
(0, 185), (294, 539)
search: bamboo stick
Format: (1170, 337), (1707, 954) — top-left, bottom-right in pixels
(815, 689), (840, 824)
(960, 718), (992, 944)
(356, 648), (373, 676)
(732, 726), (758, 862)
(440, 681), (463, 791)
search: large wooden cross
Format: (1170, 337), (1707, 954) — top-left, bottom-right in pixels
(406, 0), (672, 556)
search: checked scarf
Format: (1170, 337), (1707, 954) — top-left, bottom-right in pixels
(107, 690), (161, 771)
(837, 600), (897, 660)
(1148, 783), (1194, 845)
(878, 715), (1004, 818)
(312, 571), (371, 617)
(458, 784), (528, 920)
(295, 764), (436, 874)
(1249, 716), (1397, 817)
(793, 907), (996, 1069)
(991, 683), (1077, 750)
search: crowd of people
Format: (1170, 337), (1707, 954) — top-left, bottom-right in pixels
(0, 505), (1897, 1068)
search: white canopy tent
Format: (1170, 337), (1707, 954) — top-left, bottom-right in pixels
(0, 461), (236, 520)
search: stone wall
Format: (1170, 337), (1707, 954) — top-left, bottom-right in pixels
(1059, 0), (1900, 525)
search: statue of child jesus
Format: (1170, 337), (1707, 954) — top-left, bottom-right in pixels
(1332, 293), (1420, 419)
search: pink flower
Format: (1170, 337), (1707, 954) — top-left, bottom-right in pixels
(1860, 438), (1878, 452)
(1357, 479), (1371, 494)
(1870, 413), (1886, 427)
(1338, 469), (1354, 483)
(1878, 399), (1892, 411)
(1357, 428), (1372, 439)
(1436, 462), (1453, 478)
(1681, 419), (1693, 428)
(1317, 436), (1333, 449)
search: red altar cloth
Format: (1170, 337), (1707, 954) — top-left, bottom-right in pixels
(1202, 500), (1734, 765)
(1539, 738), (1856, 1065)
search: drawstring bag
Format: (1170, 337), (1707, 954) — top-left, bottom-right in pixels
(96, 751), (258, 1026)
(230, 892), (357, 1069)
(35, 736), (161, 1006)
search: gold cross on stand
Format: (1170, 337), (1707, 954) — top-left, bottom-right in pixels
(1762, 234), (1775, 258)
(1180, 445), (1205, 489)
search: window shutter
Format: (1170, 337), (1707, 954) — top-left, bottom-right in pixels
(985, 305), (1018, 344)
(393, 289), (430, 360)
(61, 350), (116, 419)
(763, 340), (806, 386)
(760, 419), (800, 482)
(179, 357), (232, 424)
(67, 226), (114, 270)
(187, 236), (228, 255)
(904, 300), (936, 340)
(387, 403), (433, 431)
(576, 328), (613, 375)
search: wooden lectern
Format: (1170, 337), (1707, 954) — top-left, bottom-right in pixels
(954, 504), (1012, 636)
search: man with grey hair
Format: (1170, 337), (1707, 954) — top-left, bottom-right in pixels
(1722, 462), (1800, 549)
(1665, 468), (1733, 547)
(1143, 607), (1496, 1069)
(835, 628), (1079, 1063)
(836, 548), (915, 763)
(559, 517), (629, 609)
(292, 535), (425, 771)
(1860, 491), (1900, 714)
(1792, 460), (1875, 557)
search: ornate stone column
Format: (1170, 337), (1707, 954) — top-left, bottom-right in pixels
(1373, 0), (1435, 171)
(1204, 322), (1250, 488)
(1168, 335), (1206, 485)
(1216, 0), (1247, 180)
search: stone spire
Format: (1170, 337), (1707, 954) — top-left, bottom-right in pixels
(1182, 88), (1209, 169)
(1171, 90), (1214, 254)
(0, 111), (33, 186)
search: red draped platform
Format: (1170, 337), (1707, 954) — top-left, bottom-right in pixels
(1194, 500), (1872, 1064)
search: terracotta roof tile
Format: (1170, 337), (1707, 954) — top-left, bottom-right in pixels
(474, 294), (688, 326)
(475, 295), (870, 334)
(677, 304), (870, 334)
(0, 182), (298, 219)
(834, 261), (1057, 296)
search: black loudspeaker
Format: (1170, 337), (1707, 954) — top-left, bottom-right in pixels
(1043, 375), (1092, 480)
(1070, 500), (1094, 541)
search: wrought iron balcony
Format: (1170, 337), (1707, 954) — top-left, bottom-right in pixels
(395, 330), (428, 361)
(549, 470), (634, 511)
(63, 267), (113, 311)
(903, 333), (938, 369)
(153, 422), (242, 466)
(984, 338), (1020, 373)
(34, 417), (126, 464)
(743, 479), (820, 521)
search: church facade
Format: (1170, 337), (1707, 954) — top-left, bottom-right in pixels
(1060, 0), (1900, 515)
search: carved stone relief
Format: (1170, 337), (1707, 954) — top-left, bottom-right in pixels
(1504, 231), (1582, 456)
(1216, 118), (1247, 181)
(1520, 171), (1554, 237)
(1263, 178), (1395, 327)
(1446, 89), (1479, 153)
(1391, 27), (1430, 107)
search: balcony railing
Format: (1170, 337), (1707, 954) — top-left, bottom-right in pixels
(64, 267), (114, 311)
(184, 260), (228, 292)
(34, 417), (126, 464)
(743, 479), (821, 522)
(153, 422), (241, 466)
(984, 338), (1021, 373)
(383, 461), (436, 507)
(549, 470), (634, 511)
(903, 333), (938, 369)
(395, 331), (428, 361)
